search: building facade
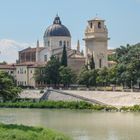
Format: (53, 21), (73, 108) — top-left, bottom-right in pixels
(6, 15), (85, 87)
(0, 16), (115, 87)
(83, 17), (109, 68)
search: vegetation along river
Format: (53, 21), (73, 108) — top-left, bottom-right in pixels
(0, 108), (140, 140)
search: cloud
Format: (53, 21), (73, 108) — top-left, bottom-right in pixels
(0, 39), (34, 63)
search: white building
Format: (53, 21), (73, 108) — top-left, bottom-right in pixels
(83, 17), (109, 68)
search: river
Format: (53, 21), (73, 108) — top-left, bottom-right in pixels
(0, 108), (139, 140)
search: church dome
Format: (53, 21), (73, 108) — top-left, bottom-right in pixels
(44, 15), (71, 37)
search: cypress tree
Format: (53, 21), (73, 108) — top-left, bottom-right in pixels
(89, 54), (95, 69)
(61, 45), (67, 67)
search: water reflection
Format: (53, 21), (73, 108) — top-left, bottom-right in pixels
(0, 108), (140, 140)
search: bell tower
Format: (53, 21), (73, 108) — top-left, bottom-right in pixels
(83, 17), (109, 68)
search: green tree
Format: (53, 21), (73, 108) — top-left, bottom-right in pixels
(88, 69), (98, 87)
(108, 66), (117, 85)
(44, 56), (60, 87)
(61, 45), (67, 67)
(89, 54), (95, 69)
(0, 71), (21, 101)
(59, 66), (75, 87)
(115, 43), (140, 88)
(77, 67), (98, 87)
(96, 67), (109, 86)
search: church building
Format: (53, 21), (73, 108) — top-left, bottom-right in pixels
(18, 15), (85, 72)
(0, 15), (114, 87)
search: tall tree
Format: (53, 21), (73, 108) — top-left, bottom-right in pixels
(44, 56), (60, 87)
(61, 45), (67, 67)
(89, 54), (95, 69)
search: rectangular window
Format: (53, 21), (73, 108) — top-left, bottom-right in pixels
(99, 59), (102, 68)
(44, 55), (47, 62)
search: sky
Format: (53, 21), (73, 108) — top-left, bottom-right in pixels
(0, 0), (140, 63)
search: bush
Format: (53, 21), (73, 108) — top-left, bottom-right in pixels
(0, 123), (71, 140)
(0, 101), (118, 111)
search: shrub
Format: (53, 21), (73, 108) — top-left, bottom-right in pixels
(0, 123), (72, 140)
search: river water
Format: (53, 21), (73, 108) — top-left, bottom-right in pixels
(0, 108), (140, 140)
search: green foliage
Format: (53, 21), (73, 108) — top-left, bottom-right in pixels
(115, 43), (140, 87)
(0, 123), (71, 140)
(0, 101), (118, 111)
(77, 67), (98, 87)
(59, 66), (76, 87)
(0, 71), (21, 101)
(96, 67), (109, 86)
(89, 54), (95, 69)
(35, 55), (76, 87)
(78, 43), (140, 88)
(108, 53), (116, 61)
(120, 105), (140, 112)
(44, 56), (61, 86)
(61, 45), (67, 67)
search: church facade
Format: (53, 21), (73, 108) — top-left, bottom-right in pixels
(0, 15), (114, 87)
(18, 15), (85, 72)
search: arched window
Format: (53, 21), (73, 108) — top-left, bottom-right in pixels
(90, 22), (92, 28)
(44, 55), (47, 62)
(64, 41), (66, 47)
(98, 22), (101, 28)
(48, 41), (50, 47)
(67, 41), (69, 47)
(59, 41), (62, 46)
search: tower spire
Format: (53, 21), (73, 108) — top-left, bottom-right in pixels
(77, 40), (80, 52)
(37, 40), (39, 48)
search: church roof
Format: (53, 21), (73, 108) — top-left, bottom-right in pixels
(19, 47), (44, 53)
(0, 64), (16, 69)
(44, 15), (71, 37)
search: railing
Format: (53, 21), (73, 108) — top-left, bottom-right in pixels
(44, 89), (109, 106)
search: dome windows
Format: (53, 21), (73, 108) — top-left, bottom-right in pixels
(63, 41), (66, 47)
(43, 16), (71, 49)
(48, 41), (50, 47)
(59, 41), (62, 46)
(67, 41), (69, 47)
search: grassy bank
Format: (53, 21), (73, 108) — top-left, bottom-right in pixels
(0, 123), (71, 140)
(0, 101), (117, 111)
(120, 105), (140, 112)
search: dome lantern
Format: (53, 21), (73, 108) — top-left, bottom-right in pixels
(53, 15), (62, 24)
